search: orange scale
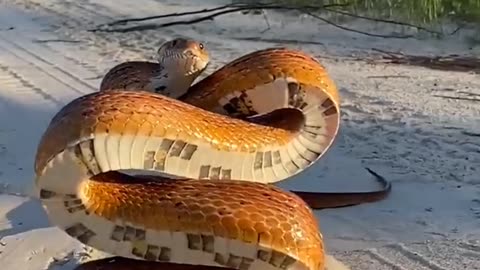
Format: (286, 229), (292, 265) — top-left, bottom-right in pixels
(239, 143), (256, 153)
(163, 206), (179, 218)
(274, 212), (289, 223)
(237, 218), (254, 231)
(221, 216), (239, 239)
(237, 198), (251, 207)
(120, 120), (140, 135)
(226, 202), (242, 210)
(257, 231), (273, 246)
(197, 198), (212, 206)
(248, 213), (265, 223)
(143, 113), (162, 124)
(258, 208), (274, 217)
(280, 222), (293, 232)
(182, 220), (202, 233)
(270, 227), (285, 246)
(242, 227), (258, 244)
(212, 223), (228, 238)
(205, 193), (223, 201)
(233, 209), (249, 219)
(205, 213), (221, 224)
(130, 112), (149, 125)
(265, 217), (279, 227)
(119, 107), (134, 115)
(282, 232), (297, 249)
(140, 104), (157, 113)
(102, 107), (119, 115)
(190, 211), (206, 223)
(150, 125), (167, 137)
(242, 205), (260, 214)
(211, 199), (226, 207)
(294, 238), (313, 251)
(97, 114), (113, 124)
(133, 125), (153, 139)
(199, 204), (216, 214)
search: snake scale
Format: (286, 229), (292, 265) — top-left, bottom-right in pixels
(34, 38), (391, 270)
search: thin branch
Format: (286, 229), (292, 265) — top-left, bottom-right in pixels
(433, 95), (480, 102)
(100, 2), (346, 28)
(457, 91), (480, 98)
(303, 10), (414, 39)
(260, 10), (271, 33)
(367, 75), (410, 79)
(101, 3), (237, 27)
(102, 2), (296, 27)
(89, 3), (351, 33)
(323, 7), (444, 36)
(33, 38), (81, 43)
(326, 7), (464, 36)
(372, 48), (403, 57)
(232, 36), (325, 45)
(370, 48), (480, 73)
(461, 131), (480, 137)
(89, 2), (444, 41)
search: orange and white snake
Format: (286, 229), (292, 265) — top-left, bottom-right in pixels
(34, 38), (390, 270)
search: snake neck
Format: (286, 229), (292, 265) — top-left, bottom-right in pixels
(148, 69), (195, 98)
(149, 67), (202, 99)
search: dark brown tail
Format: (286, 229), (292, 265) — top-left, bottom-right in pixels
(291, 168), (392, 210)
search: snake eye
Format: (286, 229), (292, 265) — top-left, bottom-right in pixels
(171, 39), (178, 47)
(199, 43), (204, 50)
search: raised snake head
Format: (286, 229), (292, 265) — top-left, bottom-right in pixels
(157, 38), (210, 77)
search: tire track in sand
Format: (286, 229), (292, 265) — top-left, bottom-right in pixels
(0, 32), (97, 94)
(0, 63), (61, 106)
(4, 0), (154, 75)
(334, 240), (480, 270)
(0, 61), (61, 196)
(0, 12), (102, 195)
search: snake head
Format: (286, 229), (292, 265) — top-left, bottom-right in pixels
(157, 38), (210, 76)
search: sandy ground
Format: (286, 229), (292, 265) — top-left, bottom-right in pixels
(0, 0), (479, 269)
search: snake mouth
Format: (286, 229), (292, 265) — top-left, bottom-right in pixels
(184, 54), (209, 76)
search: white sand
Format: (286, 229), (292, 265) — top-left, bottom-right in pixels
(0, 1), (479, 269)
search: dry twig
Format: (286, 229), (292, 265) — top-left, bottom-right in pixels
(322, 7), (460, 37)
(90, 3), (349, 33)
(232, 36), (325, 45)
(100, 4), (236, 27)
(433, 95), (480, 102)
(302, 10), (413, 39)
(461, 131), (480, 137)
(369, 48), (480, 73)
(89, 2), (437, 40)
(367, 75), (410, 79)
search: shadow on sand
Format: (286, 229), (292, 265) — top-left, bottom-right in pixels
(0, 196), (50, 238)
(0, 94), (60, 239)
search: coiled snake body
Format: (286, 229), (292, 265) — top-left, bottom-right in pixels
(35, 38), (390, 270)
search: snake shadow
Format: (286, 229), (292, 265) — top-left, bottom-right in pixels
(0, 94), (60, 238)
(0, 196), (50, 238)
